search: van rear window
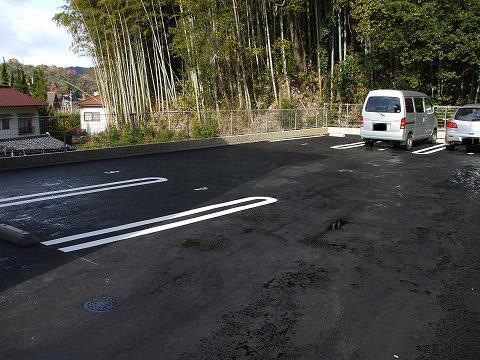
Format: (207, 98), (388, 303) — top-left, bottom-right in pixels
(365, 97), (401, 113)
(455, 108), (480, 121)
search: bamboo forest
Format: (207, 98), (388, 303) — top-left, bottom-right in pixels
(55, 0), (480, 115)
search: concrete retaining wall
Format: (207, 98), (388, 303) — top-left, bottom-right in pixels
(0, 127), (327, 172)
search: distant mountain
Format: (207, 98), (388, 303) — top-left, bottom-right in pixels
(64, 66), (88, 76)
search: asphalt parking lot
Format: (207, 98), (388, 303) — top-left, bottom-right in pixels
(1, 135), (479, 359)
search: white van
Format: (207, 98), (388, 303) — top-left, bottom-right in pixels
(360, 90), (438, 150)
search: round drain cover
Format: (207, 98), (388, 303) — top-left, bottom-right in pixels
(84, 297), (120, 313)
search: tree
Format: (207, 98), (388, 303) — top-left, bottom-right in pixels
(0, 59), (9, 86)
(30, 67), (48, 101)
(54, 0), (480, 111)
(12, 67), (29, 94)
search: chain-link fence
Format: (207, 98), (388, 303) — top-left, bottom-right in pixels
(0, 105), (461, 157)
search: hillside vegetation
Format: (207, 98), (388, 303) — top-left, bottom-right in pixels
(0, 58), (97, 102)
(55, 0), (480, 116)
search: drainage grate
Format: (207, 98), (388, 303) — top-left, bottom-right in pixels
(328, 219), (348, 231)
(84, 297), (120, 313)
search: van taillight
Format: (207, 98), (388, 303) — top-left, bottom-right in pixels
(446, 121), (458, 129)
(400, 118), (406, 129)
(360, 116), (364, 127)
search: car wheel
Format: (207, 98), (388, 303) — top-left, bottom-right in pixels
(446, 143), (456, 151)
(404, 133), (414, 151)
(430, 129), (438, 144)
(365, 140), (374, 148)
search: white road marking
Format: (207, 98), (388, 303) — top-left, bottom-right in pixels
(270, 135), (323, 142)
(412, 144), (445, 155)
(46, 197), (277, 252)
(194, 187), (209, 191)
(43, 196), (275, 246)
(0, 177), (167, 208)
(104, 171), (120, 174)
(331, 142), (365, 150)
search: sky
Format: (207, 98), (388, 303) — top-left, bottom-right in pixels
(0, 0), (93, 67)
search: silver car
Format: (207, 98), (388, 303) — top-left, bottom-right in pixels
(361, 90), (438, 151)
(445, 104), (480, 151)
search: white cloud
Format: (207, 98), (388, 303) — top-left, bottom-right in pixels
(0, 0), (93, 67)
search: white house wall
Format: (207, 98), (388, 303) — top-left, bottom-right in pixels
(0, 107), (40, 140)
(80, 107), (109, 135)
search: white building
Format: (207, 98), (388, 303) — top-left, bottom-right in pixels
(77, 95), (109, 134)
(0, 86), (44, 140)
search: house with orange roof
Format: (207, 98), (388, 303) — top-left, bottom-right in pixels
(76, 94), (109, 135)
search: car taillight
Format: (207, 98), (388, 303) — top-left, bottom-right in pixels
(360, 116), (364, 127)
(446, 121), (458, 129)
(400, 118), (406, 129)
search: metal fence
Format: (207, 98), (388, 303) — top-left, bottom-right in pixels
(435, 106), (461, 129)
(0, 105), (461, 157)
(317, 104), (461, 129)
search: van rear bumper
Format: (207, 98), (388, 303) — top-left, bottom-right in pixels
(361, 129), (405, 142)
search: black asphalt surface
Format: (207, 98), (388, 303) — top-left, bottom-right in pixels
(1, 136), (479, 359)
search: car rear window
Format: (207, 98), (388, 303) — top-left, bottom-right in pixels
(455, 108), (480, 121)
(365, 96), (402, 113)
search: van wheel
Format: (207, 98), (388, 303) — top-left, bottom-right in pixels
(430, 129), (438, 144)
(365, 140), (374, 148)
(446, 143), (455, 151)
(404, 133), (414, 151)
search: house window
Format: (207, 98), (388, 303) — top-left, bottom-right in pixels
(84, 112), (101, 122)
(0, 115), (11, 130)
(18, 114), (34, 135)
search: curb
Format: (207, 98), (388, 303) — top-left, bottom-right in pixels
(0, 224), (40, 246)
(0, 128), (328, 172)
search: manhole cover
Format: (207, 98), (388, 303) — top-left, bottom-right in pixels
(84, 297), (120, 313)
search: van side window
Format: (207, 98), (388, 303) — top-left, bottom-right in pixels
(405, 98), (415, 114)
(424, 98), (433, 113)
(414, 98), (424, 113)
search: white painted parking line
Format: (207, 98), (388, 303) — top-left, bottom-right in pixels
(0, 177), (168, 208)
(270, 135), (323, 142)
(43, 196), (276, 246)
(412, 144), (445, 155)
(43, 197), (277, 252)
(331, 142), (365, 150)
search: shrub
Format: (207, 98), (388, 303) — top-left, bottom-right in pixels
(191, 115), (219, 139)
(79, 122), (186, 150)
(277, 98), (301, 130)
(41, 111), (81, 139)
